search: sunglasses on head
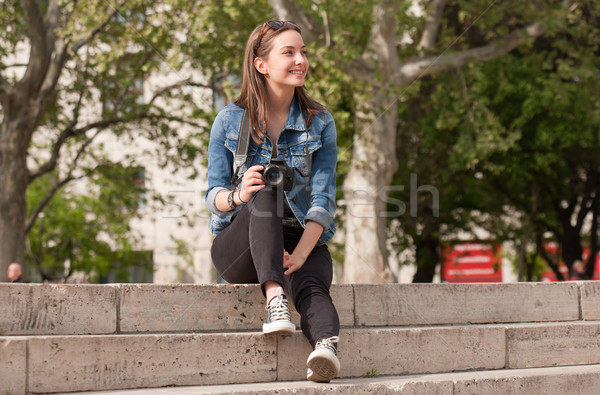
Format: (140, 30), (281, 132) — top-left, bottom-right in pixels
(253, 20), (301, 55)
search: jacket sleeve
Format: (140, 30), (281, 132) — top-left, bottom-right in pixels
(305, 111), (337, 231)
(205, 110), (233, 216)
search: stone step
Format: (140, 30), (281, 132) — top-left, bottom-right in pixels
(3, 282), (599, 336)
(4, 321), (600, 393)
(61, 364), (600, 395)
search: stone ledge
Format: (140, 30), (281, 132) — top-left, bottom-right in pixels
(63, 364), (600, 395)
(354, 282), (580, 326)
(1, 282), (595, 336)
(24, 326), (502, 392)
(0, 283), (118, 336)
(27, 333), (277, 394)
(118, 284), (355, 333)
(4, 321), (600, 393)
(507, 321), (600, 368)
(580, 281), (600, 320)
(278, 325), (505, 381)
(0, 337), (27, 395)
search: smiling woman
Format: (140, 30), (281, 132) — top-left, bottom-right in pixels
(253, 29), (309, 150)
(204, 20), (341, 383)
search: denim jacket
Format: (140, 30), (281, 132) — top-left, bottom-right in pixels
(205, 96), (337, 245)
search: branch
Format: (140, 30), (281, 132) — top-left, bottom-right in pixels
(268, 0), (324, 44)
(28, 111), (203, 181)
(29, 117), (127, 181)
(144, 114), (206, 129)
(26, 128), (101, 234)
(587, 194), (599, 277)
(20, 0), (51, 93)
(355, 1), (404, 76)
(575, 166), (600, 231)
(32, 58), (89, 181)
(458, 67), (480, 134)
(320, 10), (332, 48)
(25, 175), (74, 235)
(29, 125), (76, 182)
(0, 63), (30, 69)
(398, 22), (545, 83)
(417, 0), (448, 51)
(0, 75), (11, 102)
(40, 3), (123, 107)
(35, 0), (64, 101)
(44, 0), (61, 53)
(537, 234), (565, 281)
(39, 38), (68, 102)
(70, 7), (121, 54)
(535, 217), (562, 239)
(148, 79), (214, 106)
(575, 194), (591, 232)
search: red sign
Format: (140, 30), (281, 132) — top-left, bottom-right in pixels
(441, 242), (502, 283)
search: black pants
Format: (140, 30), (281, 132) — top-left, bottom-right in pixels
(211, 189), (340, 347)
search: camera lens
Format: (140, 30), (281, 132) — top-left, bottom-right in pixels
(264, 168), (283, 186)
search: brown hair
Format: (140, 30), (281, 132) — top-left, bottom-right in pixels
(234, 21), (324, 143)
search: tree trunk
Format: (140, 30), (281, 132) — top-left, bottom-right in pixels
(537, 234), (565, 281)
(0, 101), (31, 281)
(342, 92), (398, 283)
(586, 193), (599, 279)
(411, 208), (440, 283)
(341, 2), (401, 284)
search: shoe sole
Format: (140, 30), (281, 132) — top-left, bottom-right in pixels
(307, 351), (339, 382)
(307, 368), (331, 383)
(262, 321), (296, 334)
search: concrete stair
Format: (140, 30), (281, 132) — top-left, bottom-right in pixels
(2, 282), (600, 394)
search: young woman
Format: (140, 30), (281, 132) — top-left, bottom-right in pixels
(205, 20), (340, 382)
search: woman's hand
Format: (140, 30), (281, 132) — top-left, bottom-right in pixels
(239, 164), (265, 202)
(283, 250), (306, 275)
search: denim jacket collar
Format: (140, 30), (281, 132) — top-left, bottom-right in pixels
(284, 95), (306, 132)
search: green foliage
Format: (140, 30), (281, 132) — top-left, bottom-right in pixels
(384, 0), (600, 280)
(1, 1), (272, 279)
(508, 250), (549, 282)
(407, 37), (597, 276)
(26, 165), (146, 282)
(5, 0), (600, 283)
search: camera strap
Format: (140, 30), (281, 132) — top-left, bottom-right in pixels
(231, 108), (250, 187)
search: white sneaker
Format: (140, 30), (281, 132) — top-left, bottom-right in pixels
(262, 287), (295, 334)
(306, 336), (340, 382)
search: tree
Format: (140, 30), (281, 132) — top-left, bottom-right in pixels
(26, 164), (146, 282)
(268, 0), (580, 283)
(0, 0), (270, 281)
(458, 54), (600, 281)
(399, 1), (600, 282)
(388, 71), (508, 282)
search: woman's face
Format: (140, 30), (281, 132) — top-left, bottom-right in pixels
(255, 29), (308, 91)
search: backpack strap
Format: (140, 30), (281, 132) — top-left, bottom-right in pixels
(231, 108), (250, 187)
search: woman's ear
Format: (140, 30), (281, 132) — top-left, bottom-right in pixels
(254, 57), (268, 76)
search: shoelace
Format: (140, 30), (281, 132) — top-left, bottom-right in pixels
(266, 295), (292, 321)
(315, 336), (339, 353)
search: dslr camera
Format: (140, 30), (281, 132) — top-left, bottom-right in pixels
(259, 158), (295, 191)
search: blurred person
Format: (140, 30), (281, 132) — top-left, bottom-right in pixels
(7, 262), (23, 283)
(570, 259), (589, 281)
